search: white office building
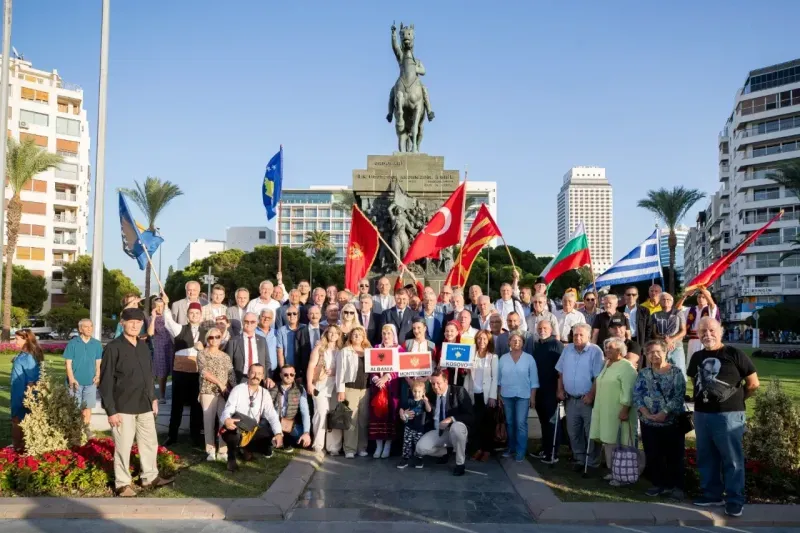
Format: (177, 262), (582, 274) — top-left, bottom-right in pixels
(225, 226), (276, 252)
(686, 58), (800, 322)
(3, 57), (91, 312)
(556, 167), (613, 274)
(278, 182), (498, 263)
(176, 239), (225, 270)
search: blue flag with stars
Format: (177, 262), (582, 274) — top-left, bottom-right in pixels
(262, 147), (283, 220)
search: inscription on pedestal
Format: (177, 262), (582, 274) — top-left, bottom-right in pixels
(353, 154), (459, 193)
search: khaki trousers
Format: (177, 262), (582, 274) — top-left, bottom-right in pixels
(343, 388), (369, 455)
(199, 394), (227, 455)
(112, 412), (159, 489)
(416, 421), (469, 466)
(312, 394), (343, 453)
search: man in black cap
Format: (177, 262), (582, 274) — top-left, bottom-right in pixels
(607, 315), (642, 369)
(100, 308), (174, 497)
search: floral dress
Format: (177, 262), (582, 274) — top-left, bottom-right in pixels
(152, 315), (175, 379)
(632, 366), (686, 427)
(197, 349), (234, 396)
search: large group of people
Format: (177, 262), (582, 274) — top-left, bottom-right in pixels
(6, 272), (759, 514)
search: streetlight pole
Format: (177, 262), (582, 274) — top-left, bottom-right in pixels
(89, 0), (110, 339)
(0, 0), (13, 338)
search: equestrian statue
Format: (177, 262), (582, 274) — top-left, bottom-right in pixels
(387, 22), (435, 153)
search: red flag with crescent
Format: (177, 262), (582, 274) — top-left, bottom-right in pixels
(402, 182), (466, 265)
(445, 204), (502, 288)
(345, 205), (381, 293)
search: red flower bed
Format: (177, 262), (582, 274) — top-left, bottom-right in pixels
(0, 438), (181, 496)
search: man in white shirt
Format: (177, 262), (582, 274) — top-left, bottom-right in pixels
(477, 295), (494, 331)
(372, 276), (396, 315)
(555, 291), (586, 343)
(526, 295), (560, 342)
(220, 364), (283, 472)
(494, 280), (527, 332)
(247, 280), (282, 319)
(457, 309), (478, 344)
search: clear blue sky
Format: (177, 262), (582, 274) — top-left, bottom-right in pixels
(10, 0), (800, 287)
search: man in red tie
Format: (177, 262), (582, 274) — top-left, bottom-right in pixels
(224, 311), (273, 388)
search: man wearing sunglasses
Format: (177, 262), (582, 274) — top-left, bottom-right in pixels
(225, 312), (273, 388)
(581, 291), (599, 326)
(276, 305), (307, 381)
(267, 364), (311, 452)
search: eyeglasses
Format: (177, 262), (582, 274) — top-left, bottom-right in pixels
(625, 293), (637, 297)
(343, 311), (355, 315)
(207, 335), (221, 340)
(359, 284), (369, 288)
(585, 298), (596, 302)
(286, 312), (298, 316)
(281, 373), (295, 378)
(243, 320), (257, 324)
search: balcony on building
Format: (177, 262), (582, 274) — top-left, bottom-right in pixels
(53, 209), (78, 226)
(53, 185), (78, 206)
(53, 231), (78, 250)
(52, 252), (75, 267)
(56, 95), (82, 116)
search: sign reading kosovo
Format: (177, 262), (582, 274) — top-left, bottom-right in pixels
(366, 347), (397, 373)
(441, 343), (475, 369)
(398, 351), (432, 378)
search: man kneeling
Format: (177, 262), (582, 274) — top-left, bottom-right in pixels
(415, 368), (474, 476)
(220, 364), (283, 472)
(267, 364), (312, 452)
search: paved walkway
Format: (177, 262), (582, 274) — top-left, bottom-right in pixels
(289, 453), (531, 524)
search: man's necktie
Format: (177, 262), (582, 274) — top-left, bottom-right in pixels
(247, 336), (254, 371)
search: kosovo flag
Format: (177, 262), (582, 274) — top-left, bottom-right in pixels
(262, 147), (283, 220)
(119, 192), (164, 271)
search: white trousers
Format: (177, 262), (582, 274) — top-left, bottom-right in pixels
(312, 393), (343, 453)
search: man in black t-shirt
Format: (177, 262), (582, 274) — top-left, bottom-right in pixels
(687, 317), (759, 518)
(591, 293), (628, 349)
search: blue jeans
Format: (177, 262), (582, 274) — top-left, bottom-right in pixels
(694, 411), (746, 505)
(502, 397), (529, 460)
(667, 345), (686, 380)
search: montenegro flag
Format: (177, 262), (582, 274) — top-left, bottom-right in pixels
(345, 206), (381, 293)
(445, 204), (502, 288)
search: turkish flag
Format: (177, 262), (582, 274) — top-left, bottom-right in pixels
(402, 182), (466, 265)
(345, 206), (380, 293)
(445, 204), (502, 288)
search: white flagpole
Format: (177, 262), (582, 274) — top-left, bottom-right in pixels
(89, 0), (110, 339)
(0, 0), (11, 338)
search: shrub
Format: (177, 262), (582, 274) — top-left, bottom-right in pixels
(0, 343), (66, 355)
(19, 365), (87, 455)
(744, 379), (800, 472)
(0, 438), (181, 496)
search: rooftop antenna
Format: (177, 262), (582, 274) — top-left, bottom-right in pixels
(11, 46), (21, 60)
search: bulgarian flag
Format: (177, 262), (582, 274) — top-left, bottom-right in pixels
(540, 222), (591, 285)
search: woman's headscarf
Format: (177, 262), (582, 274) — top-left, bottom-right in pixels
(380, 323), (399, 347)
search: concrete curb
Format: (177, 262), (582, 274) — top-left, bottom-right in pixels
(499, 456), (800, 526)
(0, 449), (321, 521)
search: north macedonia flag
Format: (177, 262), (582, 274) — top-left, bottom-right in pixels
(445, 204), (502, 288)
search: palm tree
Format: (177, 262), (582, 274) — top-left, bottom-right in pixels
(3, 138), (63, 339)
(120, 177), (183, 308)
(638, 186), (706, 294)
(302, 230), (334, 284)
(767, 161), (800, 262)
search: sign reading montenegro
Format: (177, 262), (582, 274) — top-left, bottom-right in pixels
(398, 351), (432, 378)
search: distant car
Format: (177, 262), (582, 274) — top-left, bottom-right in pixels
(47, 331), (62, 340)
(68, 329), (79, 339)
(28, 318), (53, 340)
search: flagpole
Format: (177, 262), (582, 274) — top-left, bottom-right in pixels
(89, 0), (110, 340)
(0, 0), (12, 337)
(500, 236), (516, 271)
(353, 205), (420, 284)
(140, 237), (164, 295)
(277, 144), (283, 274)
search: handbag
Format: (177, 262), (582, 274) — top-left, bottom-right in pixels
(611, 423), (639, 484)
(652, 369), (693, 434)
(494, 399), (508, 445)
(326, 401), (353, 431)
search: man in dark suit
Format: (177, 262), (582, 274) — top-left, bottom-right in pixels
(382, 288), (415, 342)
(224, 311), (274, 387)
(296, 305), (323, 378)
(416, 368), (475, 476)
(357, 294), (382, 346)
(443, 289), (480, 330)
(622, 286), (652, 346)
(226, 288), (250, 336)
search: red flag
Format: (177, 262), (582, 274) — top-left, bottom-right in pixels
(685, 210), (784, 292)
(445, 204), (502, 287)
(402, 182), (466, 265)
(345, 206), (381, 293)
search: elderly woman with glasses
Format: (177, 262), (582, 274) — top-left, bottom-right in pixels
(589, 337), (639, 485)
(197, 327), (234, 461)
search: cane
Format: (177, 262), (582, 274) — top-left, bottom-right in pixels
(549, 402), (562, 468)
(582, 437), (593, 479)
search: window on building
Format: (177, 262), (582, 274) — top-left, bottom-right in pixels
(20, 132), (47, 147)
(320, 221), (330, 230)
(280, 207), (290, 218)
(333, 208), (345, 218)
(304, 208), (317, 218)
(785, 274), (800, 289)
(291, 234), (303, 244)
(52, 271), (63, 281)
(19, 109), (48, 127)
(783, 227), (798, 243)
(280, 234), (290, 244)
(752, 187), (780, 201)
(754, 275), (781, 288)
(754, 229), (781, 246)
(332, 221), (344, 230)
(56, 138), (79, 155)
(318, 208), (331, 218)
(782, 255), (800, 267)
(258, 230), (267, 239)
(306, 222), (316, 231)
(291, 222), (303, 230)
(55, 162), (78, 181)
(748, 252), (781, 268)
(279, 222), (289, 231)
(56, 117), (80, 136)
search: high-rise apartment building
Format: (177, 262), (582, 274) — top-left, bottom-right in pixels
(4, 57), (91, 312)
(659, 225), (689, 282)
(556, 167), (613, 274)
(277, 182), (498, 263)
(685, 58), (800, 322)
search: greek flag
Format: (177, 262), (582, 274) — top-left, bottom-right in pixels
(594, 229), (662, 289)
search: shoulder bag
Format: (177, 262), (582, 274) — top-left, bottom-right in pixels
(652, 368), (693, 434)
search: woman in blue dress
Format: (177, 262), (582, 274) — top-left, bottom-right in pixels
(10, 329), (43, 451)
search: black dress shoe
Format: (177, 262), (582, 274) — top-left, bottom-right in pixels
(453, 464), (465, 476)
(163, 437), (177, 447)
(437, 455), (449, 465)
(227, 461), (239, 473)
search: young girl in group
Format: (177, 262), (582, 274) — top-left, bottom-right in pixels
(397, 379), (431, 469)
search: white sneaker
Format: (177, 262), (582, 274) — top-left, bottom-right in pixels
(345, 453), (355, 459)
(373, 440), (384, 459)
(206, 452), (216, 462)
(381, 442), (392, 459)
(357, 451), (369, 457)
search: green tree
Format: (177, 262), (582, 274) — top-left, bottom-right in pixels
(638, 187), (706, 294)
(0, 305), (30, 329)
(119, 177), (183, 310)
(302, 230), (334, 284)
(3, 138), (63, 338)
(10, 265), (48, 315)
(45, 302), (89, 336)
(167, 264), (175, 280)
(767, 161), (800, 262)
(62, 255), (140, 316)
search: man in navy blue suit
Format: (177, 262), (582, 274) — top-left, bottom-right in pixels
(382, 288), (414, 342)
(419, 293), (444, 344)
(358, 293), (383, 346)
